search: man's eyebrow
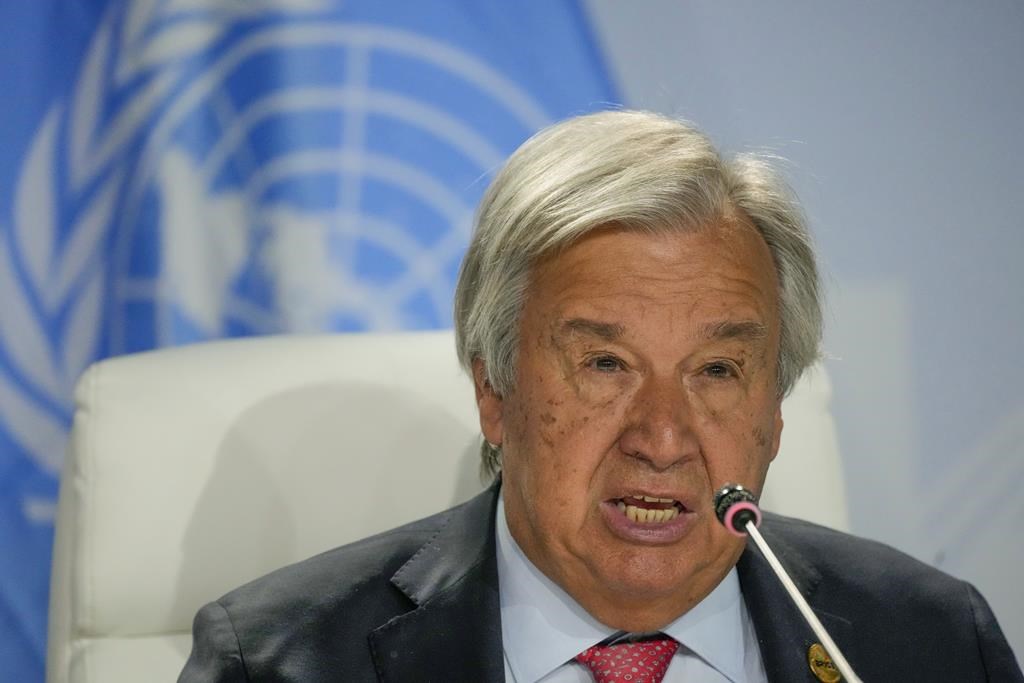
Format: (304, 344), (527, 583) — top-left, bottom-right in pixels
(699, 320), (770, 343)
(559, 318), (626, 341)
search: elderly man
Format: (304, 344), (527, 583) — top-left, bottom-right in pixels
(180, 110), (1021, 682)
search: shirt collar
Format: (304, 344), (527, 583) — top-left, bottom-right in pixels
(661, 565), (750, 682)
(496, 494), (614, 682)
(496, 493), (752, 683)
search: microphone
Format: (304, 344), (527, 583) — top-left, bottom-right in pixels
(713, 483), (762, 536)
(714, 484), (864, 683)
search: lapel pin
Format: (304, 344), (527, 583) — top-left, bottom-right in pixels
(807, 642), (842, 682)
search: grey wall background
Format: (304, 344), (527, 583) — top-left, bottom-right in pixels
(585, 0), (1024, 663)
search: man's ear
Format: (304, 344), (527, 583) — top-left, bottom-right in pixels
(473, 358), (504, 446)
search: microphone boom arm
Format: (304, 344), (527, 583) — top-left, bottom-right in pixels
(715, 483), (864, 683)
(743, 520), (863, 683)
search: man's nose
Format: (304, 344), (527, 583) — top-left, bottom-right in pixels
(617, 373), (700, 470)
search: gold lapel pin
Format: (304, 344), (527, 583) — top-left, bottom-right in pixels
(807, 643), (842, 682)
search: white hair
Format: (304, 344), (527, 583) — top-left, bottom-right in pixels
(453, 110), (822, 475)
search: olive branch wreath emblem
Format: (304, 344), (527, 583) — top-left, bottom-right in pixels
(0, 0), (327, 520)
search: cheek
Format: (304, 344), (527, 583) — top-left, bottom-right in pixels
(569, 371), (635, 410)
(696, 399), (779, 472)
(752, 425), (771, 448)
(748, 422), (777, 479)
(538, 411), (557, 448)
(525, 372), (625, 452)
(687, 382), (749, 419)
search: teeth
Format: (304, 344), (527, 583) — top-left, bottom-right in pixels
(639, 495), (676, 504)
(620, 503), (679, 524)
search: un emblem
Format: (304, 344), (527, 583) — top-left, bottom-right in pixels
(117, 7), (553, 344)
(1, 2), (556, 512)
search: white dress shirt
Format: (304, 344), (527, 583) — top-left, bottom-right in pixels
(496, 495), (768, 683)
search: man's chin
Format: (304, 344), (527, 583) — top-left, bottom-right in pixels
(574, 577), (702, 632)
(570, 543), (742, 629)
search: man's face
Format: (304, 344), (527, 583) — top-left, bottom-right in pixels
(475, 221), (784, 630)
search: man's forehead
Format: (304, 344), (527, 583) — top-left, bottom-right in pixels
(527, 225), (781, 344)
(554, 316), (770, 344)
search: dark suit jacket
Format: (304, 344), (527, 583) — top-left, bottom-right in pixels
(179, 484), (1022, 682)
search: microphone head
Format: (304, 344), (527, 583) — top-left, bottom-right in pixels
(713, 483), (762, 537)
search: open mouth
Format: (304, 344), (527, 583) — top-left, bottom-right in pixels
(614, 495), (686, 524)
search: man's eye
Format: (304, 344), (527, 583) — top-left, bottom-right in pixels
(588, 355), (623, 372)
(703, 362), (736, 379)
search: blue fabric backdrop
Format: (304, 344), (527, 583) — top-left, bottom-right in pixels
(0, 1), (619, 678)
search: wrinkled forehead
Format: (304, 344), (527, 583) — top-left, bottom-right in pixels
(537, 219), (777, 299)
(524, 205), (758, 272)
(523, 216), (779, 303)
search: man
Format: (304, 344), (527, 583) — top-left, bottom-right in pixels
(180, 110), (1021, 682)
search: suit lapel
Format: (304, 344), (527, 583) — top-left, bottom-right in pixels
(368, 495), (858, 682)
(369, 484), (504, 682)
(737, 514), (854, 683)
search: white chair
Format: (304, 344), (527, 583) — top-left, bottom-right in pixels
(46, 330), (848, 682)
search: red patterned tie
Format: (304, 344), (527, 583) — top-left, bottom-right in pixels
(576, 636), (679, 682)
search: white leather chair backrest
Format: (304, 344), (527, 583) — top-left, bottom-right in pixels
(46, 330), (847, 682)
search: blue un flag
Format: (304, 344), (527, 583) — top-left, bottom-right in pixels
(0, 1), (619, 678)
